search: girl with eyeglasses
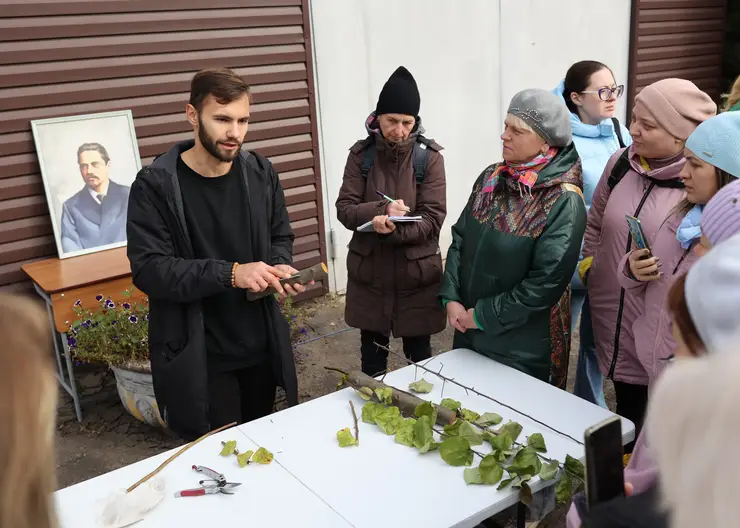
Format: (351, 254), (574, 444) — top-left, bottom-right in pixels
(554, 61), (632, 410)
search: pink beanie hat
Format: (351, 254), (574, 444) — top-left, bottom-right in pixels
(634, 78), (717, 140)
(702, 178), (740, 247)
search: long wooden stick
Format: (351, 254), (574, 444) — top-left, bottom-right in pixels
(126, 421), (237, 493)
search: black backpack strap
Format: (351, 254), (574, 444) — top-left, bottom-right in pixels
(607, 148), (631, 192)
(612, 117), (626, 149)
(412, 139), (430, 185)
(360, 137), (375, 179)
(650, 177), (685, 189)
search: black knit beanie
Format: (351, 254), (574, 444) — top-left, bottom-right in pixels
(375, 66), (420, 117)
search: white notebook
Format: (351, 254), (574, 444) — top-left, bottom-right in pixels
(357, 216), (422, 232)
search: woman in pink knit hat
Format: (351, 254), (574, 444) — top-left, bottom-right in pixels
(621, 111), (740, 387)
(580, 78), (716, 453)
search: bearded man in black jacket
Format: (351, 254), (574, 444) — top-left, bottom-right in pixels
(127, 68), (304, 441)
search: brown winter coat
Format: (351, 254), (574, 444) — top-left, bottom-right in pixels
(336, 123), (447, 337)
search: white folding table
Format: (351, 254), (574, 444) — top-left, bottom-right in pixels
(54, 348), (634, 528)
(238, 348), (635, 528)
(54, 428), (352, 528)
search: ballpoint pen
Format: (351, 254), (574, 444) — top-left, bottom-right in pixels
(375, 190), (411, 212)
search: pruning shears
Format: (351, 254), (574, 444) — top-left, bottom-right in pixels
(174, 465), (242, 498)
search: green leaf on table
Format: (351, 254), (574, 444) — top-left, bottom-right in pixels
(463, 467), (483, 484)
(419, 441), (441, 454)
(414, 401), (438, 424)
(220, 440), (237, 456)
(337, 427), (358, 447)
(252, 447), (274, 464)
(395, 418), (417, 447)
(474, 412), (503, 427)
(527, 433), (547, 453)
(485, 432), (513, 453)
(507, 446), (542, 477)
(478, 455), (504, 485)
(555, 471), (573, 503)
(497, 477), (513, 490)
(408, 379), (434, 394)
(443, 418), (463, 436)
(461, 409), (480, 422)
(565, 455), (585, 480)
(440, 398), (461, 412)
(357, 386), (374, 401)
(539, 459), (560, 481)
(519, 482), (533, 506)
(361, 402), (382, 424)
(510, 474), (532, 489)
(439, 436), (474, 467)
(459, 421), (484, 446)
(375, 405), (403, 435)
(413, 415), (433, 448)
(497, 421), (523, 443)
(237, 450), (254, 467)
(413, 416), (440, 454)
(375, 387), (393, 405)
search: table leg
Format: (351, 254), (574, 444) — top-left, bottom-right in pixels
(33, 282), (83, 423)
(61, 332), (83, 422)
(517, 502), (525, 528)
(43, 296), (65, 377)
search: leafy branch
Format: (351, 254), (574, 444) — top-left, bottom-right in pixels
(327, 362), (586, 504)
(374, 341), (583, 446)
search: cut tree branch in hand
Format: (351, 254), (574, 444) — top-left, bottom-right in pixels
(325, 367), (457, 426)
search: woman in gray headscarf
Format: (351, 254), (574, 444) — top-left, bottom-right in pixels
(439, 89), (586, 387)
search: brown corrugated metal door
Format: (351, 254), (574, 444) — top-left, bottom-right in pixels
(0, 0), (327, 296)
(627, 0), (728, 113)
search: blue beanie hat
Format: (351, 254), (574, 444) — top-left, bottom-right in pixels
(686, 112), (740, 177)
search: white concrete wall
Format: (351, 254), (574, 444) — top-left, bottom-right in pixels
(310, 0), (632, 292)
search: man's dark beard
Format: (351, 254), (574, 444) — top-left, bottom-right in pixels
(198, 120), (242, 163)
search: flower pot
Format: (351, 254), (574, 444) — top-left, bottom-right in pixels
(74, 361), (110, 396)
(111, 365), (166, 428)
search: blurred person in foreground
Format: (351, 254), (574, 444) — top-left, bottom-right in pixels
(438, 89), (586, 388)
(0, 294), (57, 528)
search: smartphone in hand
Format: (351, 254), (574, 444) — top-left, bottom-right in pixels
(585, 415), (625, 508)
(625, 215), (651, 256)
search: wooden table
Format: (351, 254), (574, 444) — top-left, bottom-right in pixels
(22, 247), (145, 422)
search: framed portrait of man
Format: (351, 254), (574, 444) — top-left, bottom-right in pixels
(31, 110), (141, 259)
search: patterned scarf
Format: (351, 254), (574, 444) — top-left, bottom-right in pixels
(482, 148), (558, 196)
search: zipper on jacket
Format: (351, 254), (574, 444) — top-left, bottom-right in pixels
(672, 247), (691, 275)
(607, 181), (656, 380)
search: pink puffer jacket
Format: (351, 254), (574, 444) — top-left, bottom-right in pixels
(616, 214), (698, 385)
(583, 147), (686, 385)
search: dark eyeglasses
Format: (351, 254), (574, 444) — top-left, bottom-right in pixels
(581, 85), (625, 101)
